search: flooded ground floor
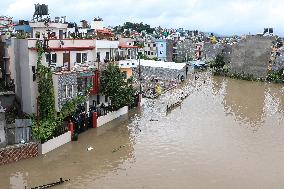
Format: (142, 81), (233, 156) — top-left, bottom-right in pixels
(1, 73), (284, 189)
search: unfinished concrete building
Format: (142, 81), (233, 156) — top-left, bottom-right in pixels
(229, 35), (275, 78)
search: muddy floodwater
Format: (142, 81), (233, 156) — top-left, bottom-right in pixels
(1, 73), (284, 189)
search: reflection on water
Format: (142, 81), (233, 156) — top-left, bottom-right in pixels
(0, 74), (284, 189)
(0, 113), (135, 189)
(222, 78), (266, 128)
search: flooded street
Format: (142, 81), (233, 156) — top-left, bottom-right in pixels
(1, 73), (284, 189)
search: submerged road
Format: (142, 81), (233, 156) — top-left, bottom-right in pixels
(1, 73), (284, 189)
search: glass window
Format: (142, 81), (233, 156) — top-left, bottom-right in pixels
(46, 54), (57, 63)
(45, 54), (51, 63)
(62, 85), (67, 98)
(82, 53), (87, 62)
(106, 52), (110, 60)
(76, 53), (82, 63)
(67, 85), (72, 98)
(51, 54), (57, 63)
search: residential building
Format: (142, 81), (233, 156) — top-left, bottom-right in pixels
(118, 38), (140, 60)
(0, 16), (13, 35)
(156, 39), (173, 62)
(6, 19), (99, 114)
(96, 40), (119, 62)
(143, 39), (157, 59)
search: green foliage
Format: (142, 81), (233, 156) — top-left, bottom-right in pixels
(36, 42), (56, 119)
(113, 22), (155, 34)
(210, 54), (225, 70)
(15, 31), (29, 39)
(32, 117), (58, 143)
(138, 53), (157, 61)
(100, 63), (135, 110)
(266, 69), (284, 83)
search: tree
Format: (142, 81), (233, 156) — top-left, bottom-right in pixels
(210, 54), (225, 69)
(100, 63), (135, 110)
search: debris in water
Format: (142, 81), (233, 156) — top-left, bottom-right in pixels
(112, 145), (126, 153)
(87, 147), (94, 151)
(150, 119), (159, 122)
(27, 178), (70, 189)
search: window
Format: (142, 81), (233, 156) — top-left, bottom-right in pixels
(106, 52), (110, 60)
(148, 51), (150, 55)
(96, 52), (100, 61)
(153, 44), (156, 47)
(67, 85), (73, 98)
(62, 85), (67, 98)
(46, 54), (57, 63)
(151, 52), (154, 55)
(97, 95), (100, 105)
(76, 53), (88, 63)
(160, 51), (163, 54)
(148, 44), (150, 47)
(35, 31), (40, 38)
(129, 43), (132, 46)
(145, 51), (147, 55)
(122, 71), (127, 79)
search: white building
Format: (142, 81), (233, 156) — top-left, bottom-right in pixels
(6, 21), (99, 114)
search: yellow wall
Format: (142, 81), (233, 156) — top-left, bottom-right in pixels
(120, 68), (133, 79)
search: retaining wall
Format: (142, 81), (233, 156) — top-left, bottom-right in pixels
(97, 106), (128, 127)
(38, 131), (71, 155)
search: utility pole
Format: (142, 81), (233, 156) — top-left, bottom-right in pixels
(138, 49), (142, 106)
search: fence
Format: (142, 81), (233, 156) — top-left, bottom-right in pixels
(53, 122), (69, 138)
(5, 119), (32, 145)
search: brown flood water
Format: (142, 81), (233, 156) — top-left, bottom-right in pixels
(1, 73), (284, 189)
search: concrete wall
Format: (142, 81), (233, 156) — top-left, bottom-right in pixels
(97, 106), (128, 127)
(0, 113), (6, 147)
(0, 92), (15, 109)
(39, 131), (71, 154)
(229, 35), (274, 78)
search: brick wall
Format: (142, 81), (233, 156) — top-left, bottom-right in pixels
(0, 142), (38, 166)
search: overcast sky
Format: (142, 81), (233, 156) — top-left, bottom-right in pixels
(1, 0), (284, 36)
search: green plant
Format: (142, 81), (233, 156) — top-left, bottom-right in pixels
(100, 63), (135, 110)
(266, 69), (284, 83)
(35, 42), (56, 120)
(210, 54), (225, 70)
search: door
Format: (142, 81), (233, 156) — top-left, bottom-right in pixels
(63, 53), (70, 70)
(59, 30), (63, 39)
